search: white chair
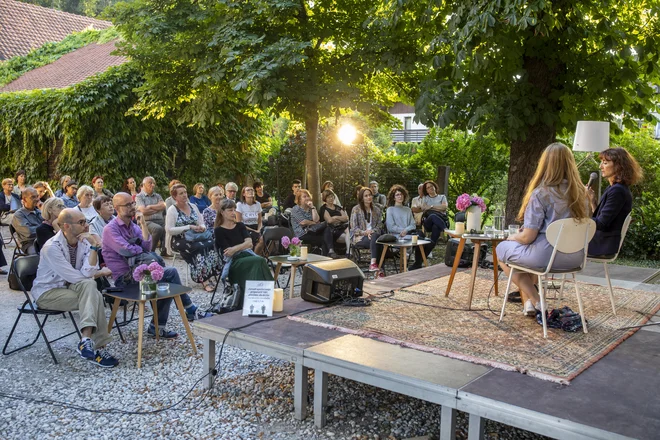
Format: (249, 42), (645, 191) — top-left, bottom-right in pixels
(587, 213), (632, 316)
(499, 218), (596, 338)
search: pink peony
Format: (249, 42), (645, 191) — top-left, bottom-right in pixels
(456, 193), (486, 212)
(133, 264), (148, 281)
(281, 236), (291, 249)
(148, 262), (165, 281)
(291, 237), (301, 246)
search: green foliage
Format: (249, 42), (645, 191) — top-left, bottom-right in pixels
(19, 0), (126, 17)
(409, 0), (660, 141)
(0, 62), (268, 191)
(0, 28), (119, 87)
(415, 128), (510, 219)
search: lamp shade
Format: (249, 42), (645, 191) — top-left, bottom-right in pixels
(573, 121), (610, 152)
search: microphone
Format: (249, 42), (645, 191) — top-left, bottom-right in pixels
(587, 172), (599, 189)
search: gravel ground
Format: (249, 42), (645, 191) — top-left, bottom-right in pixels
(0, 240), (550, 440)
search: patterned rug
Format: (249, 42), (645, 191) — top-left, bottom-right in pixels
(290, 270), (660, 383)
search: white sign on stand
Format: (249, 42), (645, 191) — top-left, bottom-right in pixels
(242, 280), (275, 317)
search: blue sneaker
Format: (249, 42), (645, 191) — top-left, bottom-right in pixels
(76, 338), (95, 360)
(90, 348), (119, 368)
(147, 325), (178, 339)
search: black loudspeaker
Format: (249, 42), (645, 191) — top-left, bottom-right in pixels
(301, 259), (365, 304)
(444, 238), (487, 268)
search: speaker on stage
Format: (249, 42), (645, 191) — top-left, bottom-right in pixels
(301, 259), (364, 304)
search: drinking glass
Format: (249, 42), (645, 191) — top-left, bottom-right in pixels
(484, 226), (494, 237)
(509, 225), (520, 236)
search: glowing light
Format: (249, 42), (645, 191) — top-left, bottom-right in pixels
(338, 124), (357, 145)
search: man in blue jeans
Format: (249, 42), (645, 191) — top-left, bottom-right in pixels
(103, 192), (202, 339)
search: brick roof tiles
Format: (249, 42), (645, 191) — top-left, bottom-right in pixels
(0, 0), (111, 61)
(0, 40), (127, 93)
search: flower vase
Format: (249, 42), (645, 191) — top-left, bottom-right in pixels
(140, 273), (157, 297)
(288, 245), (300, 260)
(466, 205), (482, 233)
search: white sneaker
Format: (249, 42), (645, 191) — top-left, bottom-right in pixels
(523, 299), (537, 316)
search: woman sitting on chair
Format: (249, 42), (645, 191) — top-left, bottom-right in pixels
(421, 180), (449, 246)
(190, 183), (211, 213)
(236, 186), (264, 255)
(214, 199), (273, 301)
(385, 184), (431, 270)
(587, 147), (642, 257)
(202, 186), (226, 230)
(350, 187), (383, 274)
(166, 183), (221, 292)
(290, 189), (336, 257)
(319, 190), (349, 258)
(496, 143), (589, 316)
(35, 197), (65, 253)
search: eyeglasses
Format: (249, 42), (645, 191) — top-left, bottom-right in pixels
(117, 201), (136, 208)
(66, 219), (87, 226)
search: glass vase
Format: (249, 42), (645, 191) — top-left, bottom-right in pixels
(139, 273), (157, 297)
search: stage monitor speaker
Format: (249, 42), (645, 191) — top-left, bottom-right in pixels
(301, 259), (364, 304)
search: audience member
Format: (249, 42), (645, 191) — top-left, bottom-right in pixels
(136, 176), (169, 257)
(164, 179), (181, 210)
(369, 180), (386, 207)
(385, 184), (431, 270)
(104, 193), (203, 336)
(236, 186), (264, 254)
(166, 184), (220, 292)
(122, 177), (139, 201)
(253, 181), (272, 210)
(33, 181), (54, 205)
(202, 186), (225, 230)
(12, 187), (43, 254)
(282, 179), (302, 210)
(291, 189), (335, 256)
(225, 182), (239, 202)
(411, 183), (424, 227)
(190, 183), (211, 212)
(321, 181), (341, 207)
(76, 185), (97, 223)
(350, 187), (383, 274)
(1, 178), (21, 220)
(92, 176), (114, 197)
(30, 208), (118, 367)
(54, 175), (71, 198)
(496, 143), (589, 316)
(13, 170), (28, 196)
(319, 190), (349, 258)
(214, 199), (273, 301)
(60, 181), (79, 208)
(89, 196), (115, 240)
(35, 197), (65, 253)
(421, 180), (448, 246)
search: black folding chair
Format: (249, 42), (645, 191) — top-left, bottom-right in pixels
(3, 255), (82, 364)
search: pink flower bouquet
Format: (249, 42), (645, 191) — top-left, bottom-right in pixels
(456, 193), (486, 212)
(133, 262), (165, 282)
(281, 236), (301, 256)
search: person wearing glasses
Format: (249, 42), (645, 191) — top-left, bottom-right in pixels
(35, 197), (65, 253)
(136, 176), (170, 257)
(60, 181), (79, 208)
(75, 185), (97, 223)
(1, 178), (21, 222)
(225, 182), (239, 202)
(31, 208), (118, 367)
(12, 187), (44, 254)
(104, 193), (205, 337)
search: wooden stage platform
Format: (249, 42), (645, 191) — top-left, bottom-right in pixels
(193, 265), (660, 440)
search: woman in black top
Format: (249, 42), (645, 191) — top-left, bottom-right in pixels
(319, 190), (349, 257)
(214, 199), (273, 299)
(35, 197), (65, 253)
(587, 147), (643, 256)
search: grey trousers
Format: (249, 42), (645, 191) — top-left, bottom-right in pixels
(147, 219), (165, 252)
(36, 279), (113, 347)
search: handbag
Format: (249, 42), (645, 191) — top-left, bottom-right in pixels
(376, 234), (397, 243)
(305, 221), (327, 234)
(184, 228), (213, 242)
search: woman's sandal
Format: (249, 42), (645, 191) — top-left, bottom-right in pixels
(507, 291), (522, 303)
(203, 283), (215, 293)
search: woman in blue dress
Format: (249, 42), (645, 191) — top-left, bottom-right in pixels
(496, 143), (589, 316)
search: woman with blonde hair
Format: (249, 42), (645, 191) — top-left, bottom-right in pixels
(34, 197), (65, 253)
(190, 182), (211, 212)
(202, 186), (226, 230)
(496, 142), (589, 316)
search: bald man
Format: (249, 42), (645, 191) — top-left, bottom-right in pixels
(11, 187), (43, 254)
(103, 193), (203, 339)
(31, 208), (118, 367)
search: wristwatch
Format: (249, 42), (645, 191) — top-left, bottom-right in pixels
(90, 245), (101, 252)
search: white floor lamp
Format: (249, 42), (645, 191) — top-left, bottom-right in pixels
(573, 121), (610, 200)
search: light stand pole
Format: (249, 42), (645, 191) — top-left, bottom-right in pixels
(573, 121), (610, 201)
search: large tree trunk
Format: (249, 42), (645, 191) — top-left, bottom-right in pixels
(505, 125), (555, 224)
(304, 112), (321, 206)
